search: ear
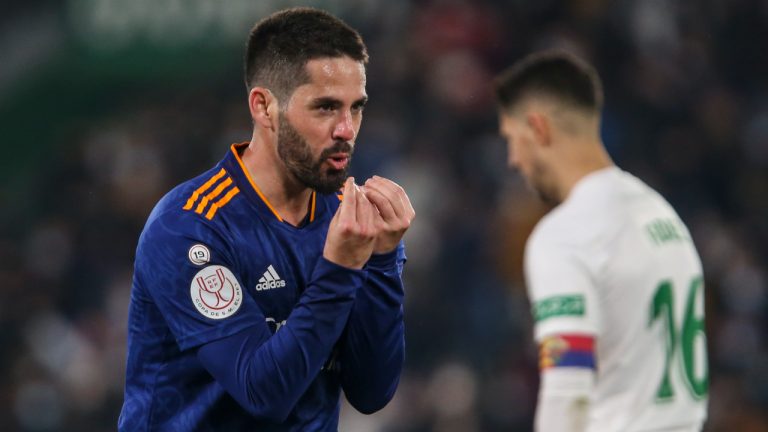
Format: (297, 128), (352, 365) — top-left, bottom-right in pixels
(248, 87), (279, 131)
(526, 112), (552, 148)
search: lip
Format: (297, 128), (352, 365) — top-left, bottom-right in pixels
(325, 153), (350, 170)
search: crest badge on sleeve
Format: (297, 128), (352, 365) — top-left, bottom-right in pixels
(188, 244), (211, 265)
(190, 265), (243, 319)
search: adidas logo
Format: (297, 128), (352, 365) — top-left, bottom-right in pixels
(256, 265), (286, 291)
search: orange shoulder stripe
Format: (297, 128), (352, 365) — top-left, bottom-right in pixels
(194, 177), (233, 214)
(183, 168), (227, 210)
(205, 187), (241, 220)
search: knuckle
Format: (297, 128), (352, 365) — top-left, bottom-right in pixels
(364, 226), (378, 238)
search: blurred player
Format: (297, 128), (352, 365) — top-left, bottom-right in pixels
(118, 7), (414, 431)
(494, 51), (708, 431)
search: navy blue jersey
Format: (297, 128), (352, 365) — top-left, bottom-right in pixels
(119, 143), (406, 431)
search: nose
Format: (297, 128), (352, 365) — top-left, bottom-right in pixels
(332, 111), (356, 142)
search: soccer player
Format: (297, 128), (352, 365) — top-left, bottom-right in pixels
(118, 7), (415, 431)
(494, 51), (708, 431)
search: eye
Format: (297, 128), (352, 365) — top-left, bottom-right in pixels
(352, 99), (368, 113)
(311, 98), (341, 113)
(351, 105), (364, 115)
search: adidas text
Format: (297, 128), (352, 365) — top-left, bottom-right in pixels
(256, 279), (286, 291)
(256, 265), (286, 291)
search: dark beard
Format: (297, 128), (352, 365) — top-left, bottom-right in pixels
(277, 113), (353, 194)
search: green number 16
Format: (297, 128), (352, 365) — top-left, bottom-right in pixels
(649, 276), (709, 401)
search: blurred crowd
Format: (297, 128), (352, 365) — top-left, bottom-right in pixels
(2, 0), (767, 431)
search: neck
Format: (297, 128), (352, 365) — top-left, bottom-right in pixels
(554, 139), (614, 203)
(241, 137), (313, 226)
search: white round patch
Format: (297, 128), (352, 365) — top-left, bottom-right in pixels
(190, 265), (243, 320)
(188, 244), (211, 265)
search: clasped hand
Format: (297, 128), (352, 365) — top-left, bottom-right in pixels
(323, 176), (415, 269)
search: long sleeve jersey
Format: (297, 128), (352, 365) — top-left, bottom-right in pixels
(118, 143), (406, 431)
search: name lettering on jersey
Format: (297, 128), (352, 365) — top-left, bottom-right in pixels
(190, 265), (243, 319)
(646, 218), (690, 245)
(256, 265), (287, 291)
(182, 168), (240, 220)
(533, 294), (585, 322)
(188, 244), (211, 265)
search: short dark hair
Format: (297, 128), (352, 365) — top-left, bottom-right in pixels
(495, 51), (603, 113)
(244, 7), (368, 101)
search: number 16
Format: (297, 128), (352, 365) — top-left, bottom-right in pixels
(649, 276), (709, 401)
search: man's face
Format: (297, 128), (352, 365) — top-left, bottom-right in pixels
(499, 111), (558, 205)
(278, 56), (367, 194)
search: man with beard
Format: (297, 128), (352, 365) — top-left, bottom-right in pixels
(495, 51), (708, 431)
(119, 8), (414, 431)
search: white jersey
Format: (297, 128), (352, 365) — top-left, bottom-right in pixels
(525, 167), (708, 432)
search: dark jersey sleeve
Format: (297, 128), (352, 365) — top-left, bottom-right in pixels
(134, 210), (265, 350)
(339, 242), (407, 413)
(197, 257), (363, 422)
(140, 210), (365, 422)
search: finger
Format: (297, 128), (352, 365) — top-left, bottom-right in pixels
(370, 175), (403, 193)
(365, 195), (379, 233)
(365, 192), (379, 234)
(339, 177), (357, 223)
(365, 177), (406, 218)
(399, 187), (415, 219)
(363, 186), (398, 222)
(374, 176), (416, 219)
(356, 185), (375, 233)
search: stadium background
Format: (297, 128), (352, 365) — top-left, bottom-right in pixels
(1, 0), (767, 430)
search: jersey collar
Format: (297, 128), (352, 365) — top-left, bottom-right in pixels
(225, 142), (317, 224)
